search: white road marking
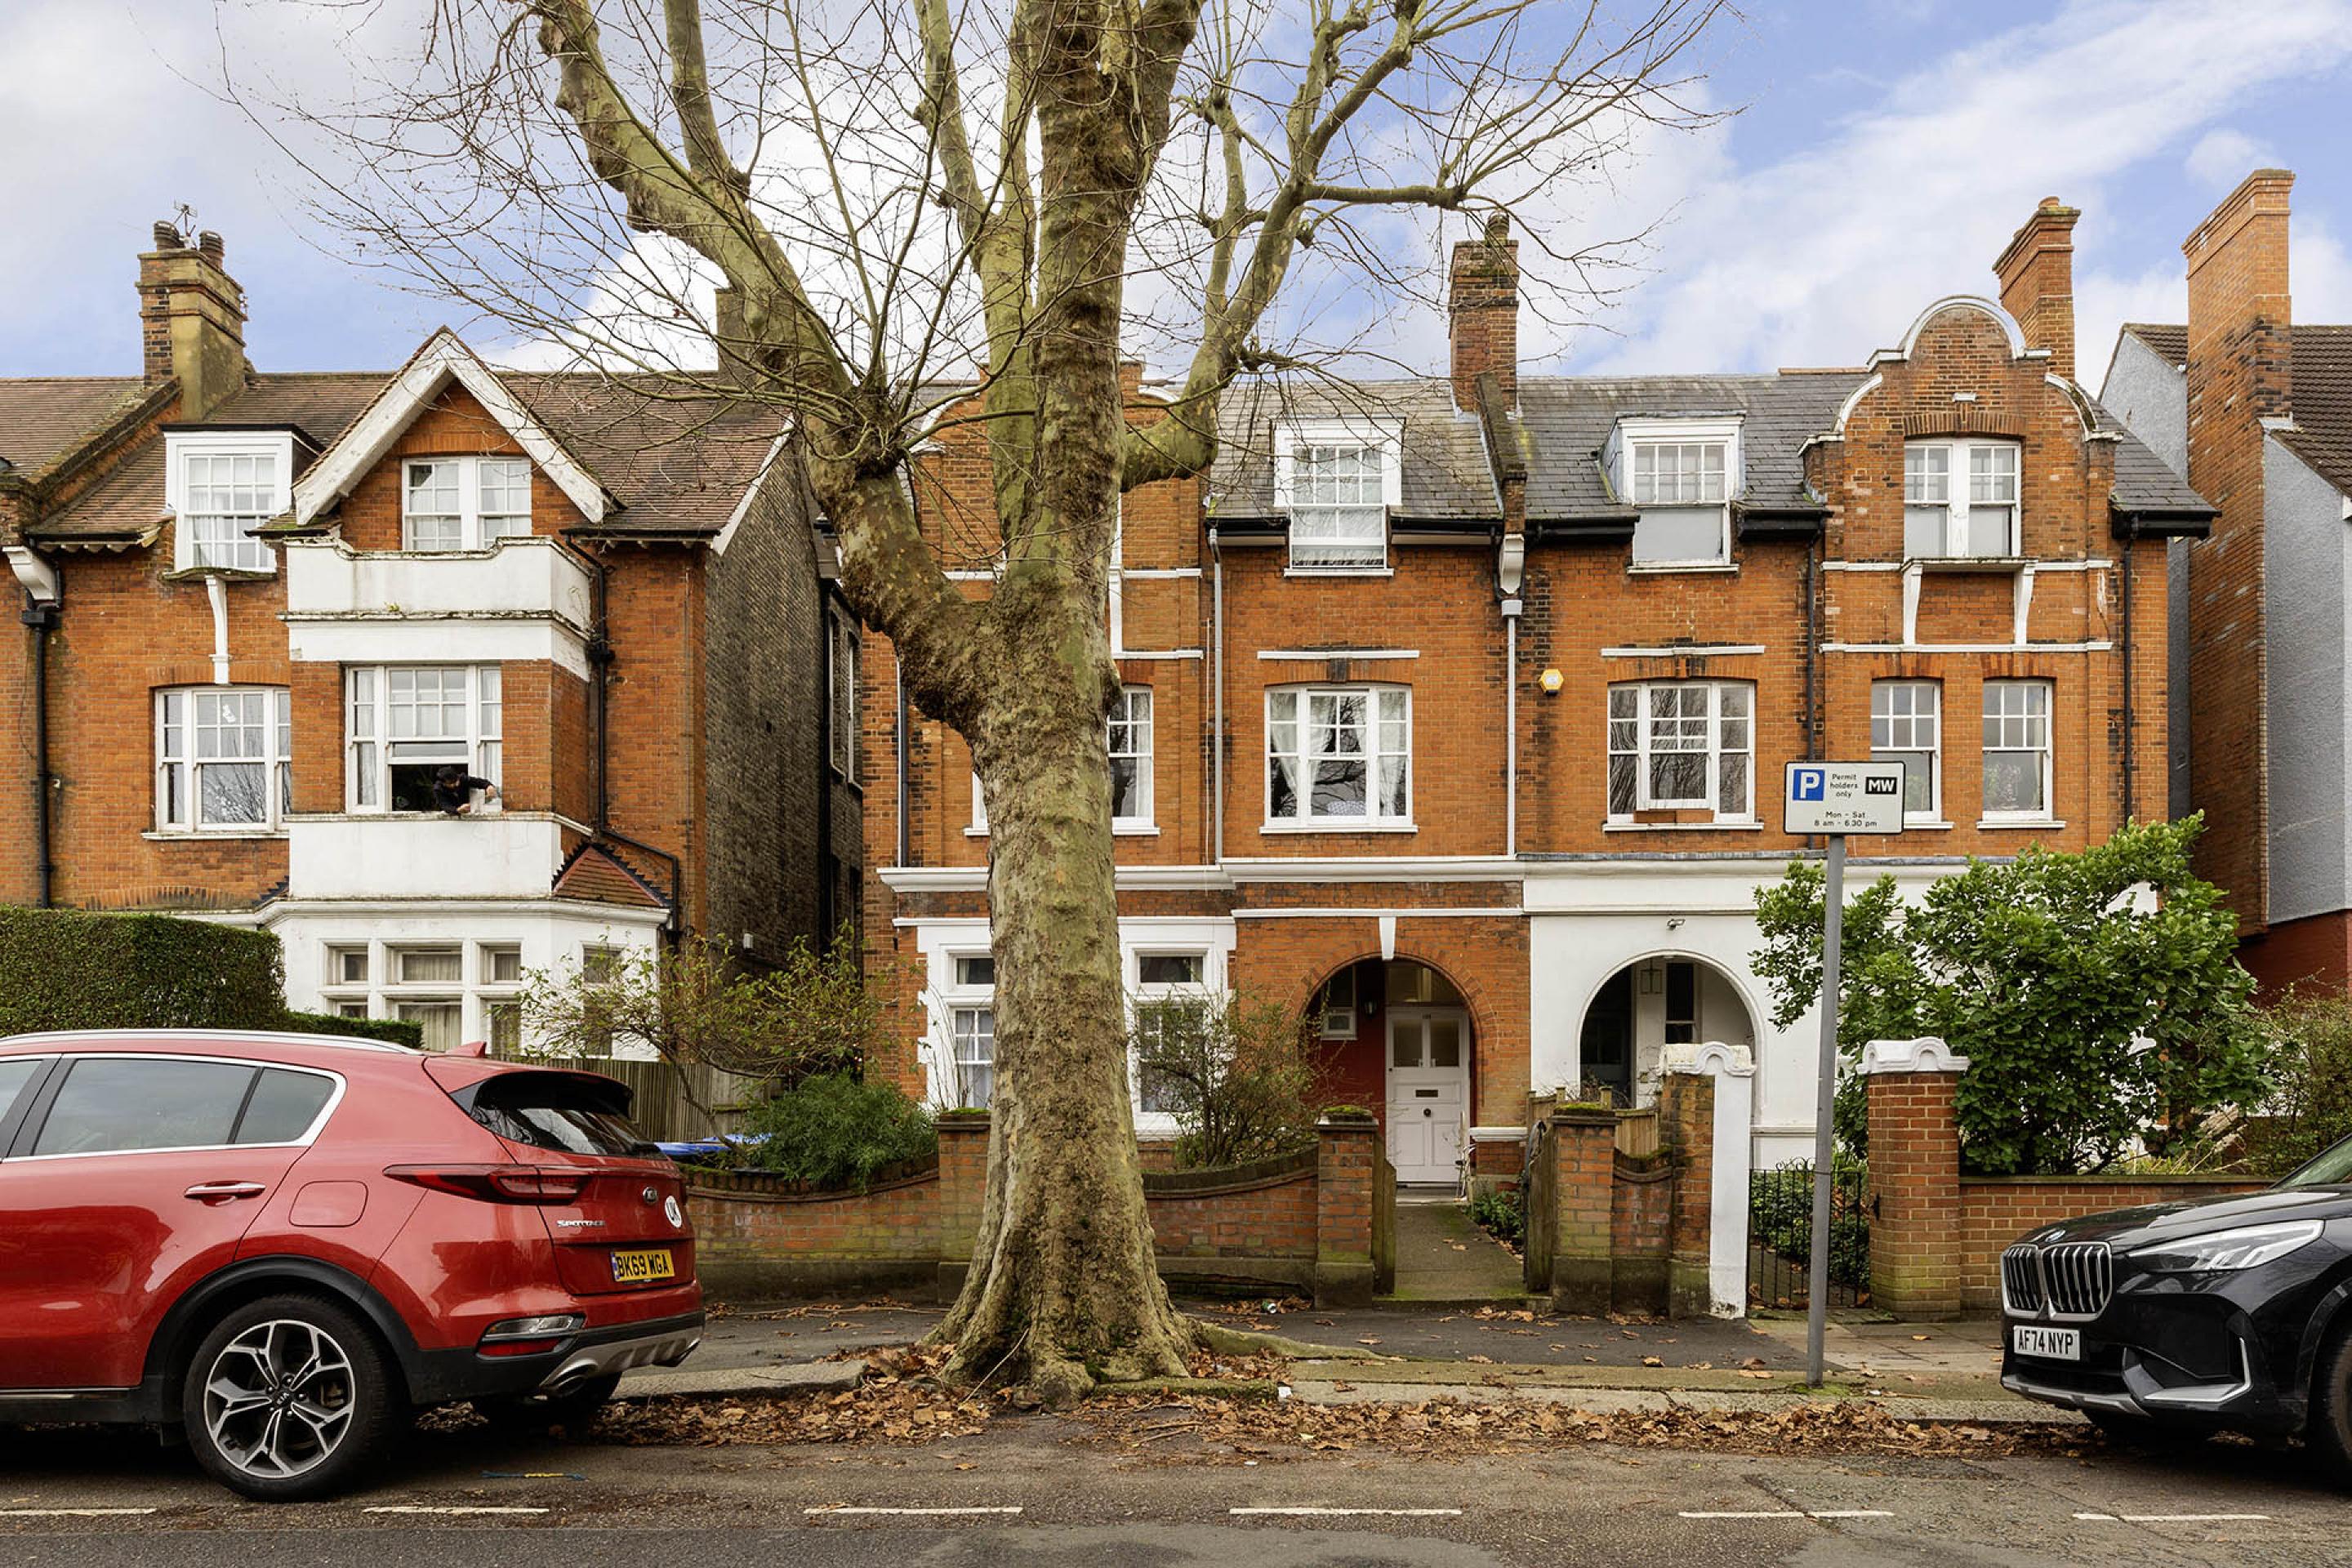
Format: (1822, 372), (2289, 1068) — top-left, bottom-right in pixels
(1230, 1508), (1465, 1517)
(0, 1509), (160, 1518)
(362, 1506), (550, 1517)
(2074, 1512), (2270, 1523)
(1678, 1510), (1895, 1521)
(804, 1506), (1023, 1517)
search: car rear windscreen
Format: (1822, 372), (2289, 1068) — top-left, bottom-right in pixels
(463, 1073), (653, 1157)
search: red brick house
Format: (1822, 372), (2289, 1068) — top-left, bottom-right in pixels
(863, 199), (2208, 1183)
(0, 224), (860, 1046)
(2102, 169), (2352, 995)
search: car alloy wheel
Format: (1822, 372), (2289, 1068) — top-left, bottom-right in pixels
(201, 1318), (358, 1480)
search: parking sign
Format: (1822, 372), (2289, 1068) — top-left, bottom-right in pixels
(1782, 761), (1907, 835)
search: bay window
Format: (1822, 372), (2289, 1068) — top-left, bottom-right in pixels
(944, 952), (996, 1108)
(1266, 685), (1411, 828)
(155, 687), (291, 833)
(1606, 680), (1753, 820)
(167, 433), (293, 573)
(403, 456), (532, 551)
(345, 665), (502, 813)
(1904, 440), (2019, 559)
(1132, 951), (1207, 1116)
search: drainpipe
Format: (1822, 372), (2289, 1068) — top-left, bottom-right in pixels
(816, 588), (839, 946)
(1209, 528), (1225, 861)
(563, 535), (679, 945)
(20, 590), (59, 907)
(2119, 532), (2135, 823)
(894, 657), (911, 869)
(1503, 606), (1520, 856)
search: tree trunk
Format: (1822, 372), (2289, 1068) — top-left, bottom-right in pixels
(931, 595), (1196, 1401)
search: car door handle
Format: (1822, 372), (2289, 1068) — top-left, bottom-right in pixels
(185, 1182), (268, 1202)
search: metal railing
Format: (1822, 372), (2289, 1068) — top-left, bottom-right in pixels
(1747, 1158), (1870, 1311)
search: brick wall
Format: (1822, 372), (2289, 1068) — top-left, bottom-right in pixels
(1956, 1174), (2263, 1313)
(687, 1162), (942, 1301)
(332, 386), (586, 550)
(2183, 170), (2295, 929)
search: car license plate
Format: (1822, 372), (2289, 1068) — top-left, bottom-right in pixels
(2013, 1325), (2079, 1361)
(611, 1248), (675, 1285)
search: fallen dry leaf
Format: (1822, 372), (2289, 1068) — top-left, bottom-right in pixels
(1640, 1356), (1664, 1368)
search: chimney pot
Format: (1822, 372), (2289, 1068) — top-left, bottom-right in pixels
(198, 230), (224, 262)
(152, 220), (182, 249)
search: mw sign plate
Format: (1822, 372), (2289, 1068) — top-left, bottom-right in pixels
(1783, 761), (1908, 835)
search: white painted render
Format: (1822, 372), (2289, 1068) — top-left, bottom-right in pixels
(287, 812), (582, 901)
(280, 536), (596, 678)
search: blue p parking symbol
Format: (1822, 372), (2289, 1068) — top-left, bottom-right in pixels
(1793, 768), (1826, 801)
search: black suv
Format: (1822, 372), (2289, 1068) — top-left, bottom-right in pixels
(2002, 1136), (2352, 1476)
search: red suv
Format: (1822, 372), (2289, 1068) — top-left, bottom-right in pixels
(0, 1030), (702, 1500)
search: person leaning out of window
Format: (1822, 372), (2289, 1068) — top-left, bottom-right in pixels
(432, 764), (499, 815)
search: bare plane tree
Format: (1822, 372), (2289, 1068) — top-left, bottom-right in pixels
(241, 0), (1731, 1401)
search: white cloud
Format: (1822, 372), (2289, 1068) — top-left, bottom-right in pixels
(2184, 127), (2278, 190)
(1566, 0), (2352, 376)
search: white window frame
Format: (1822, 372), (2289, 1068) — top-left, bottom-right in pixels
(1316, 964), (1358, 1039)
(1613, 416), (1741, 570)
(1264, 684), (1413, 831)
(828, 606), (860, 782)
(1981, 679), (2055, 823)
(942, 950), (996, 1109)
(1870, 679), (1944, 823)
(1129, 949), (1209, 1120)
(401, 455), (532, 552)
(969, 686), (1157, 835)
(166, 431), (293, 574)
(1904, 439), (2020, 560)
(1273, 419), (1403, 576)
(1606, 679), (1754, 821)
(154, 685), (292, 834)
(342, 664), (503, 813)
(1110, 685), (1154, 830)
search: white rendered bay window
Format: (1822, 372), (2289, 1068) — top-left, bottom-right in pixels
(1904, 440), (2019, 559)
(1606, 680), (1752, 820)
(345, 665), (503, 813)
(403, 456), (532, 551)
(156, 687), (292, 832)
(1266, 686), (1410, 828)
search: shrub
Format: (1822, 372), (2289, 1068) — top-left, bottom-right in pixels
(1748, 1158), (1870, 1289)
(0, 906), (284, 1035)
(1470, 1187), (1525, 1246)
(1130, 991), (1339, 1169)
(2253, 992), (2352, 1175)
(1753, 817), (2265, 1174)
(278, 1009), (425, 1050)
(733, 1073), (937, 1191)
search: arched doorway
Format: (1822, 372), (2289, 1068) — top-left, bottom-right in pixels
(1312, 958), (1472, 1186)
(1576, 953), (1757, 1107)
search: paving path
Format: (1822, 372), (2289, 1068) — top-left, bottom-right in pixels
(1384, 1196), (1528, 1303)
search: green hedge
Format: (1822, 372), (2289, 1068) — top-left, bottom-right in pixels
(0, 908), (421, 1050)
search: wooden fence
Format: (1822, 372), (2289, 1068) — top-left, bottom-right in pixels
(493, 1053), (764, 1143)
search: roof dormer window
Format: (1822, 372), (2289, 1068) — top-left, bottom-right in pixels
(1274, 419), (1402, 575)
(404, 456), (532, 551)
(1612, 416), (1741, 569)
(166, 431), (294, 573)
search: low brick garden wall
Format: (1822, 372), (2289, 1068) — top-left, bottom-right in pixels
(684, 1110), (1390, 1305)
(1521, 1065), (1717, 1316)
(1956, 1174), (2265, 1312)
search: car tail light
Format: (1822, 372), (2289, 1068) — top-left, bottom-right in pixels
(385, 1165), (593, 1204)
(479, 1313), (586, 1357)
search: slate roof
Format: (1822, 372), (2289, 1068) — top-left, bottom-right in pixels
(2114, 322), (2352, 498)
(1207, 370), (2203, 527)
(9, 366), (784, 543)
(0, 376), (149, 479)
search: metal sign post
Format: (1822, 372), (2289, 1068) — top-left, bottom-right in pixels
(1783, 762), (1906, 1388)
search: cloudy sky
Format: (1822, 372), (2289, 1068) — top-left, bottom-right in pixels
(3, 0), (2348, 393)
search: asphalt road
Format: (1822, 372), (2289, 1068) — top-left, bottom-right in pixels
(5, 1416), (2352, 1566)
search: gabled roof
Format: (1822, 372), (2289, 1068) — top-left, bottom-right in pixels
(552, 840), (672, 909)
(12, 343), (789, 545)
(292, 331), (612, 527)
(2109, 322), (2352, 499)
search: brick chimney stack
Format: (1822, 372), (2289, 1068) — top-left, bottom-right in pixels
(139, 220), (248, 421)
(1449, 213), (1519, 412)
(1993, 197), (2079, 381)
(2180, 167), (2294, 933)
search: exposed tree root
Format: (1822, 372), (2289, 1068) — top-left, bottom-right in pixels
(1189, 1321), (1383, 1362)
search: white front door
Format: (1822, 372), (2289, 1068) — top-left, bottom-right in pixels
(1386, 1006), (1469, 1183)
